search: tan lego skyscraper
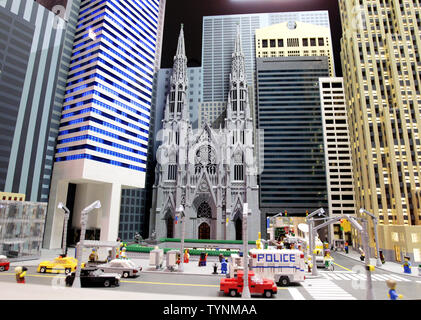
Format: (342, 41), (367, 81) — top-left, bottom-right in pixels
(255, 21), (335, 76)
(340, 0), (421, 263)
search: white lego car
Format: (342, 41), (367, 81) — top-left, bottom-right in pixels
(96, 259), (142, 278)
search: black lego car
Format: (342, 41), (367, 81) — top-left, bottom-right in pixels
(65, 267), (120, 288)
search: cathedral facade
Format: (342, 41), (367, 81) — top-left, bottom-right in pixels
(149, 25), (260, 241)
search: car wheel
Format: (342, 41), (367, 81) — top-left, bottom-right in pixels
(229, 289), (237, 297)
(278, 276), (290, 287)
(103, 280), (111, 287)
(0, 266), (4, 272)
(65, 268), (71, 275)
(40, 267), (46, 273)
(123, 271), (129, 278)
(264, 290), (273, 298)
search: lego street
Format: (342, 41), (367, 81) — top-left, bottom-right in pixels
(1, 251), (420, 300)
(2, 0), (421, 307)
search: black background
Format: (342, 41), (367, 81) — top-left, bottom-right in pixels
(161, 0), (343, 75)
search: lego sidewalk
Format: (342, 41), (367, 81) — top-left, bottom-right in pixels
(9, 248), (227, 276)
(335, 248), (421, 279)
(0, 282), (227, 300)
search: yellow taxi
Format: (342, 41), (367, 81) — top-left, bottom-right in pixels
(37, 256), (78, 274)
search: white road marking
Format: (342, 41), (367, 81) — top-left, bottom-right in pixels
(386, 274), (411, 282)
(321, 271), (412, 282)
(288, 287), (305, 300)
(302, 278), (356, 300)
(371, 274), (390, 281)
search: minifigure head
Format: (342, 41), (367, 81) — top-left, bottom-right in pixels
(386, 279), (396, 290)
(404, 256), (410, 262)
(122, 247), (126, 252)
(15, 266), (22, 274)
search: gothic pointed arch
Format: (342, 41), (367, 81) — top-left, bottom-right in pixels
(192, 170), (217, 208)
(198, 222), (210, 239)
(232, 208), (243, 241)
(163, 210), (174, 238)
(162, 192), (176, 217)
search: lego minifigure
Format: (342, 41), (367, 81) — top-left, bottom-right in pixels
(359, 247), (365, 261)
(256, 232), (263, 249)
(344, 242), (349, 254)
(184, 249), (190, 263)
(120, 247), (127, 259)
(221, 258), (228, 274)
(307, 255), (312, 273)
(403, 256), (411, 274)
(386, 279), (403, 300)
(15, 266), (27, 284)
(379, 251), (385, 264)
(107, 250), (113, 263)
(89, 248), (98, 262)
(116, 242), (123, 258)
(324, 252), (334, 271)
(198, 252), (208, 267)
(212, 263), (218, 274)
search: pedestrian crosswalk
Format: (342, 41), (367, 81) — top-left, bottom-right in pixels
(302, 278), (356, 300)
(321, 271), (411, 282)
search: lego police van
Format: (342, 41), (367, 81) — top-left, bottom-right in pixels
(249, 249), (305, 286)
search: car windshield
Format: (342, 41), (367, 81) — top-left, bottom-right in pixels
(92, 269), (104, 276)
(124, 260), (136, 268)
(53, 259), (66, 264)
(110, 262), (122, 267)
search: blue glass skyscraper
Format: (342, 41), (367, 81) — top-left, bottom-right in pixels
(43, 0), (166, 249)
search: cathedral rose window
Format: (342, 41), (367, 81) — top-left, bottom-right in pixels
(197, 202), (212, 218)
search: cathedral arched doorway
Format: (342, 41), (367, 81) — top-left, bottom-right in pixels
(198, 223), (210, 239)
(166, 216), (174, 238)
(235, 217), (242, 240)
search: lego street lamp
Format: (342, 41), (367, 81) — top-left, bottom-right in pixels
(306, 208), (325, 276)
(176, 204), (185, 272)
(57, 202), (70, 256)
(360, 208), (382, 267)
(242, 203), (251, 299)
(73, 200), (101, 288)
(361, 218), (375, 300)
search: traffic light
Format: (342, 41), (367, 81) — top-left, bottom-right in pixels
(340, 219), (351, 232)
(343, 220), (351, 232)
(366, 265), (375, 272)
(306, 210), (309, 216)
(284, 210), (287, 217)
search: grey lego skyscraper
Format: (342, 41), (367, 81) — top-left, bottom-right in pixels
(0, 0), (81, 202)
(256, 56), (330, 217)
(201, 11), (331, 104)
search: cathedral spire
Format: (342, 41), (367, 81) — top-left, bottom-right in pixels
(231, 23), (245, 82)
(176, 24), (186, 57)
(171, 24), (188, 86)
(234, 23), (242, 56)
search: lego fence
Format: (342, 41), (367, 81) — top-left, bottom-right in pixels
(126, 244), (240, 257)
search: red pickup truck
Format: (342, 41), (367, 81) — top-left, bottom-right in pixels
(220, 270), (277, 298)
